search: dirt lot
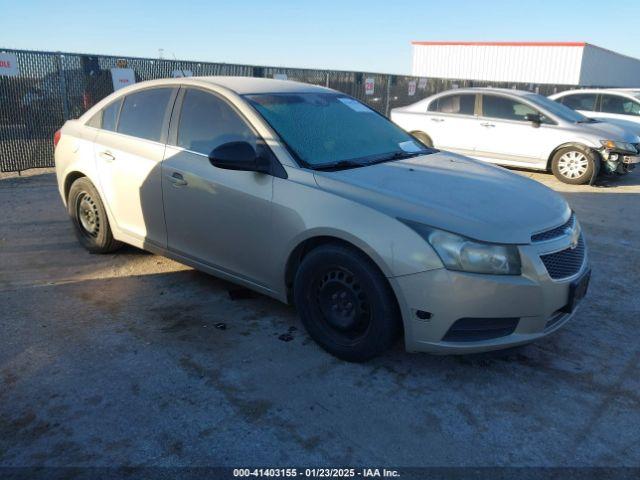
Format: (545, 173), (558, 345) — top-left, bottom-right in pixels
(1, 168), (639, 471)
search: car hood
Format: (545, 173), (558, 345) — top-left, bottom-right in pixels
(577, 120), (640, 143)
(313, 152), (570, 244)
(592, 117), (640, 138)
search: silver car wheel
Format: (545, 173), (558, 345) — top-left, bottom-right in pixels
(557, 151), (589, 179)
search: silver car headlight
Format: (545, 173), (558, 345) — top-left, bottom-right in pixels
(400, 220), (522, 275)
(600, 139), (637, 154)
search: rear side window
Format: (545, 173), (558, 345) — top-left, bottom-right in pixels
(117, 88), (173, 142)
(86, 98), (121, 130)
(600, 95), (640, 116)
(177, 89), (256, 155)
(560, 94), (597, 111)
(428, 94), (475, 115)
(482, 95), (537, 121)
(101, 99), (122, 131)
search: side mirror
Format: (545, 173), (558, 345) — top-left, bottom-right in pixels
(524, 113), (542, 127)
(208, 141), (270, 173)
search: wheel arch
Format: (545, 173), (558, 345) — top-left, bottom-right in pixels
(410, 130), (433, 147)
(546, 142), (600, 170)
(284, 234), (391, 304)
(63, 171), (88, 204)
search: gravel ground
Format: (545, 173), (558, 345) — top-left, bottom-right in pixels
(1, 168), (639, 474)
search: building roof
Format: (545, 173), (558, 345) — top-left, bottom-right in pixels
(411, 41), (587, 47)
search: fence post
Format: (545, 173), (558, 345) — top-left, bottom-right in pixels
(384, 75), (392, 117)
(326, 72), (329, 87)
(55, 52), (69, 121)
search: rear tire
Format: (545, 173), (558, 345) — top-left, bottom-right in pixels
(293, 243), (401, 362)
(68, 177), (122, 253)
(411, 131), (433, 148)
(551, 146), (597, 185)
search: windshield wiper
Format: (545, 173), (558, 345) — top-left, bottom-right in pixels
(577, 118), (598, 123)
(312, 149), (432, 171)
(366, 150), (429, 165)
(311, 159), (367, 171)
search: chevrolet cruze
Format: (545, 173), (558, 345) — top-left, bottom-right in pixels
(54, 77), (590, 361)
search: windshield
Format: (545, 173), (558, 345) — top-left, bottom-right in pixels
(245, 93), (431, 168)
(524, 93), (591, 123)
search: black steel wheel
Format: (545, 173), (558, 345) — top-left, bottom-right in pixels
(68, 177), (121, 253)
(294, 243), (401, 362)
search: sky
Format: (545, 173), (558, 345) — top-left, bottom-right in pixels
(2, 0), (640, 75)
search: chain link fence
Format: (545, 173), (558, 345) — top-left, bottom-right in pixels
(0, 48), (575, 172)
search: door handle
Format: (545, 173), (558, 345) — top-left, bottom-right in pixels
(431, 118), (445, 122)
(167, 172), (188, 187)
(99, 150), (115, 161)
(480, 122), (495, 127)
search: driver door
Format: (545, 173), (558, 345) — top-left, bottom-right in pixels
(472, 94), (549, 167)
(161, 88), (275, 287)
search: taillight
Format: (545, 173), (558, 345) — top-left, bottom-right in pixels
(54, 129), (61, 148)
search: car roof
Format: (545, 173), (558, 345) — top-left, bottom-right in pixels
(434, 87), (534, 97)
(553, 88), (640, 97)
(131, 76), (333, 95)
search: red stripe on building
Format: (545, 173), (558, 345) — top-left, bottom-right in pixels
(411, 41), (587, 47)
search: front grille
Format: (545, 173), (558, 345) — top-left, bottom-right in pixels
(532, 214), (575, 243)
(540, 235), (586, 280)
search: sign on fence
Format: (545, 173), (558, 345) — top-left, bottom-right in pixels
(110, 68), (136, 91)
(408, 81), (416, 96)
(0, 52), (19, 76)
(365, 77), (375, 95)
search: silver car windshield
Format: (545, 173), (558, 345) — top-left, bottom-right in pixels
(245, 93), (431, 168)
(525, 93), (591, 123)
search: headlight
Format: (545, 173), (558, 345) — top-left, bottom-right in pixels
(400, 220), (522, 275)
(600, 139), (637, 154)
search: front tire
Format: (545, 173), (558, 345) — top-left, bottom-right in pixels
(551, 146), (597, 185)
(293, 243), (401, 362)
(68, 177), (122, 253)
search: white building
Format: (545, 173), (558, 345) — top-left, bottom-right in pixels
(411, 41), (640, 87)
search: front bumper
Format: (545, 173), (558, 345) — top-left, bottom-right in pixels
(390, 235), (589, 354)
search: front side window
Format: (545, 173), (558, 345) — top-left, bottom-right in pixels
(177, 89), (256, 155)
(482, 95), (538, 121)
(117, 88), (173, 142)
(246, 93), (429, 167)
(600, 95), (640, 116)
(428, 94), (475, 115)
(561, 94), (597, 111)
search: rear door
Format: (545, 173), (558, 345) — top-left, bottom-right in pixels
(422, 93), (479, 154)
(598, 94), (640, 124)
(93, 87), (176, 248)
(161, 87), (275, 287)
